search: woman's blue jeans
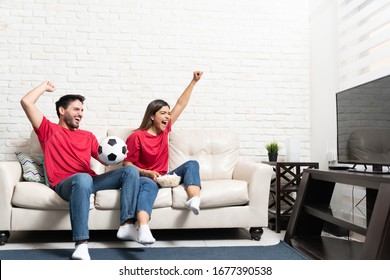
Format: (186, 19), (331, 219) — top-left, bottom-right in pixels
(139, 160), (201, 220)
(168, 160), (201, 188)
(54, 166), (153, 242)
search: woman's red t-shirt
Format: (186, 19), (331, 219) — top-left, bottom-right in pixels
(125, 120), (172, 175)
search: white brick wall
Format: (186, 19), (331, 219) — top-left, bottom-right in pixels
(0, 0), (310, 162)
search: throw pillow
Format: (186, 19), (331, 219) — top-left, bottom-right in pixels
(15, 152), (45, 183)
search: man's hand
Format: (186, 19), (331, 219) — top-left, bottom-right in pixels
(193, 71), (203, 82)
(40, 81), (57, 93)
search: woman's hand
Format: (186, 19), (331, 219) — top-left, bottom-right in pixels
(193, 71), (203, 82)
(144, 170), (161, 182)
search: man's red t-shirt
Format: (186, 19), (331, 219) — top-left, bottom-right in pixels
(34, 117), (99, 188)
(125, 120), (172, 175)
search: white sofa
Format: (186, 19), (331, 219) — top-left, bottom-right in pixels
(0, 128), (273, 245)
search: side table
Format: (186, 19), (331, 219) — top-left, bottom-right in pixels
(264, 161), (319, 233)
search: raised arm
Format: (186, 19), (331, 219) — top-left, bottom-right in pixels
(170, 71), (203, 125)
(20, 81), (56, 129)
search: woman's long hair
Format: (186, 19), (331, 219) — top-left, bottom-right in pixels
(137, 99), (170, 130)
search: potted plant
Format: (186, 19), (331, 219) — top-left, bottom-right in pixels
(265, 141), (279, 162)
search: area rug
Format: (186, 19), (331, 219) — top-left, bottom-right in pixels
(0, 241), (306, 260)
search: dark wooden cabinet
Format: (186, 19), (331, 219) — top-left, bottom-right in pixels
(284, 169), (390, 259)
(265, 162), (319, 233)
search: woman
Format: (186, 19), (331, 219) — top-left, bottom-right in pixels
(123, 71), (203, 241)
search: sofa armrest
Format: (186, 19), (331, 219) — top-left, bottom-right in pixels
(0, 161), (23, 230)
(233, 161), (273, 208)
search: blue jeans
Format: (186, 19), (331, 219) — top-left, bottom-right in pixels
(54, 166), (141, 242)
(168, 160), (201, 189)
(138, 176), (159, 218)
(139, 160), (200, 219)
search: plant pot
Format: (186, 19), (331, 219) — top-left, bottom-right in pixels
(268, 153), (278, 162)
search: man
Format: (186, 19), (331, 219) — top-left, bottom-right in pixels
(20, 81), (155, 260)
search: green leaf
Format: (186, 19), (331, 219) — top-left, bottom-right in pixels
(265, 141), (279, 153)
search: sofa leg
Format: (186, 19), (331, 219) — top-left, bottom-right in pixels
(0, 231), (10, 246)
(249, 227), (263, 241)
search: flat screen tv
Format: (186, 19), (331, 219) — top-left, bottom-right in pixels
(336, 74), (390, 174)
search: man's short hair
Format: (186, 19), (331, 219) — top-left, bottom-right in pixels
(55, 94), (85, 118)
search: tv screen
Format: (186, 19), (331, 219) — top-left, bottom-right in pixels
(336, 74), (390, 173)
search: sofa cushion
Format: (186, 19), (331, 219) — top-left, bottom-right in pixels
(29, 130), (43, 156)
(169, 129), (239, 180)
(12, 182), (78, 210)
(107, 128), (134, 142)
(94, 187), (172, 210)
(107, 128), (241, 181)
(172, 179), (249, 209)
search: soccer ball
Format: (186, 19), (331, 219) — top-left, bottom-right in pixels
(98, 136), (127, 165)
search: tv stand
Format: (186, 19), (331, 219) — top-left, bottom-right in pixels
(347, 164), (390, 175)
(284, 169), (390, 259)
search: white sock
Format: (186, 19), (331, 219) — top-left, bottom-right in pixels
(137, 224), (156, 245)
(72, 243), (90, 260)
(117, 223), (138, 241)
(185, 196), (200, 215)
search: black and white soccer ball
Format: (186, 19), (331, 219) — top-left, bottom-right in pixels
(98, 136), (127, 165)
